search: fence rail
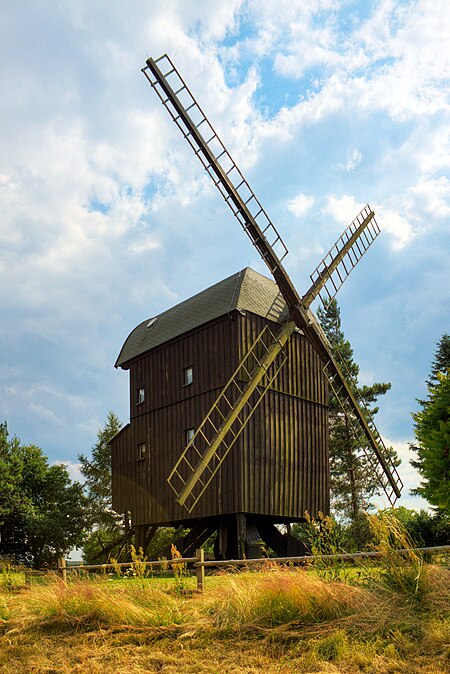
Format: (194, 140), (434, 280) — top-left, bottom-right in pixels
(55, 545), (450, 591)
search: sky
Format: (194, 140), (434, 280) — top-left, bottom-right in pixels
(1, 0), (449, 513)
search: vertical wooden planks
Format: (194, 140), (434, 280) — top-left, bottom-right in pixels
(111, 309), (330, 527)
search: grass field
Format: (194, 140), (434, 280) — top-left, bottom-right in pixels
(1, 558), (449, 674)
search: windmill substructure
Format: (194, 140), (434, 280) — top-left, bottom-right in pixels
(110, 55), (403, 560)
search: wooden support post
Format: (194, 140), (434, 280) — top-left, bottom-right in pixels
(236, 513), (246, 559)
(135, 525), (148, 555)
(196, 548), (205, 591)
(57, 557), (67, 583)
(24, 570), (32, 586)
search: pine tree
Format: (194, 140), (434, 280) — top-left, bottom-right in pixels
(410, 334), (450, 514)
(78, 412), (125, 562)
(426, 333), (450, 387)
(317, 299), (398, 547)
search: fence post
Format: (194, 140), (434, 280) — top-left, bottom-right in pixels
(57, 557), (67, 583)
(196, 548), (205, 591)
(24, 569), (32, 586)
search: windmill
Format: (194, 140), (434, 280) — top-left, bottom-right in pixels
(110, 54), (402, 560)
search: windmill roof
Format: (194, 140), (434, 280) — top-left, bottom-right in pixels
(115, 267), (288, 368)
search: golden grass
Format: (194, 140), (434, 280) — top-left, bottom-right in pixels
(8, 576), (182, 630)
(0, 563), (448, 673)
(196, 566), (372, 630)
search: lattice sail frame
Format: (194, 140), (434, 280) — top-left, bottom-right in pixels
(167, 321), (294, 512)
(308, 205), (381, 307)
(142, 55), (289, 269)
(143, 53), (404, 510)
(323, 344), (403, 505)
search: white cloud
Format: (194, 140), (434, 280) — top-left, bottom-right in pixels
(373, 439), (431, 512)
(226, 0), (450, 155)
(129, 238), (161, 254)
(341, 149), (362, 172)
(375, 206), (416, 250)
(372, 174), (450, 251)
(57, 461), (83, 484)
(0, 0), (448, 493)
(320, 195), (416, 252)
(416, 127), (450, 175)
(322, 194), (364, 225)
(287, 193), (314, 216)
(407, 176), (450, 219)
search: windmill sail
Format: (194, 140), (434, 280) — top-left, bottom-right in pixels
(305, 205), (380, 308)
(326, 355), (402, 505)
(168, 320), (294, 512)
(143, 54), (403, 508)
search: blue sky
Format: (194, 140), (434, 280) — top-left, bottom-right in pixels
(1, 0), (449, 512)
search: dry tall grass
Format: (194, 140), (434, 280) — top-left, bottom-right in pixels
(197, 565), (373, 630)
(11, 577), (182, 630)
(1, 559), (449, 673)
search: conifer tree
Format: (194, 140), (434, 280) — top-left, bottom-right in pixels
(317, 299), (398, 548)
(78, 411), (125, 562)
(426, 333), (450, 387)
(410, 334), (450, 514)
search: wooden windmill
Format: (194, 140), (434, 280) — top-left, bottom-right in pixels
(110, 55), (403, 560)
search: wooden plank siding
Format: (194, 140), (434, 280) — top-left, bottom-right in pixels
(237, 312), (329, 520)
(111, 310), (329, 527)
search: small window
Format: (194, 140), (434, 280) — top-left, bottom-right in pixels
(183, 366), (193, 386)
(137, 443), (146, 461)
(137, 387), (145, 404)
(186, 428), (195, 445)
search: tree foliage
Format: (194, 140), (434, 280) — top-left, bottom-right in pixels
(391, 506), (449, 546)
(426, 333), (450, 388)
(78, 411), (122, 529)
(78, 412), (126, 563)
(411, 370), (450, 514)
(0, 422), (87, 567)
(317, 299), (398, 547)
(410, 334), (450, 515)
(292, 507), (449, 553)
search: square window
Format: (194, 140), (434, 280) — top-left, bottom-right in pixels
(183, 366), (193, 386)
(137, 443), (146, 461)
(186, 428), (195, 445)
(137, 387), (145, 404)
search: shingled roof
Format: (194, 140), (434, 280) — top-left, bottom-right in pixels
(115, 267), (288, 368)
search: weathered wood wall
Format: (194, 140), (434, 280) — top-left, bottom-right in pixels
(111, 310), (329, 526)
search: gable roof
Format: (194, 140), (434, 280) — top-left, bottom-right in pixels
(115, 267), (288, 368)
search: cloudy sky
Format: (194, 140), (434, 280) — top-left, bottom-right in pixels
(1, 1), (448, 512)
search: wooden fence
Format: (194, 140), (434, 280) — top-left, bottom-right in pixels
(58, 545), (450, 591)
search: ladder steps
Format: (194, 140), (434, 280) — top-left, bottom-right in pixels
(178, 351), (288, 512)
(309, 205), (380, 308)
(328, 367), (403, 505)
(166, 322), (291, 510)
